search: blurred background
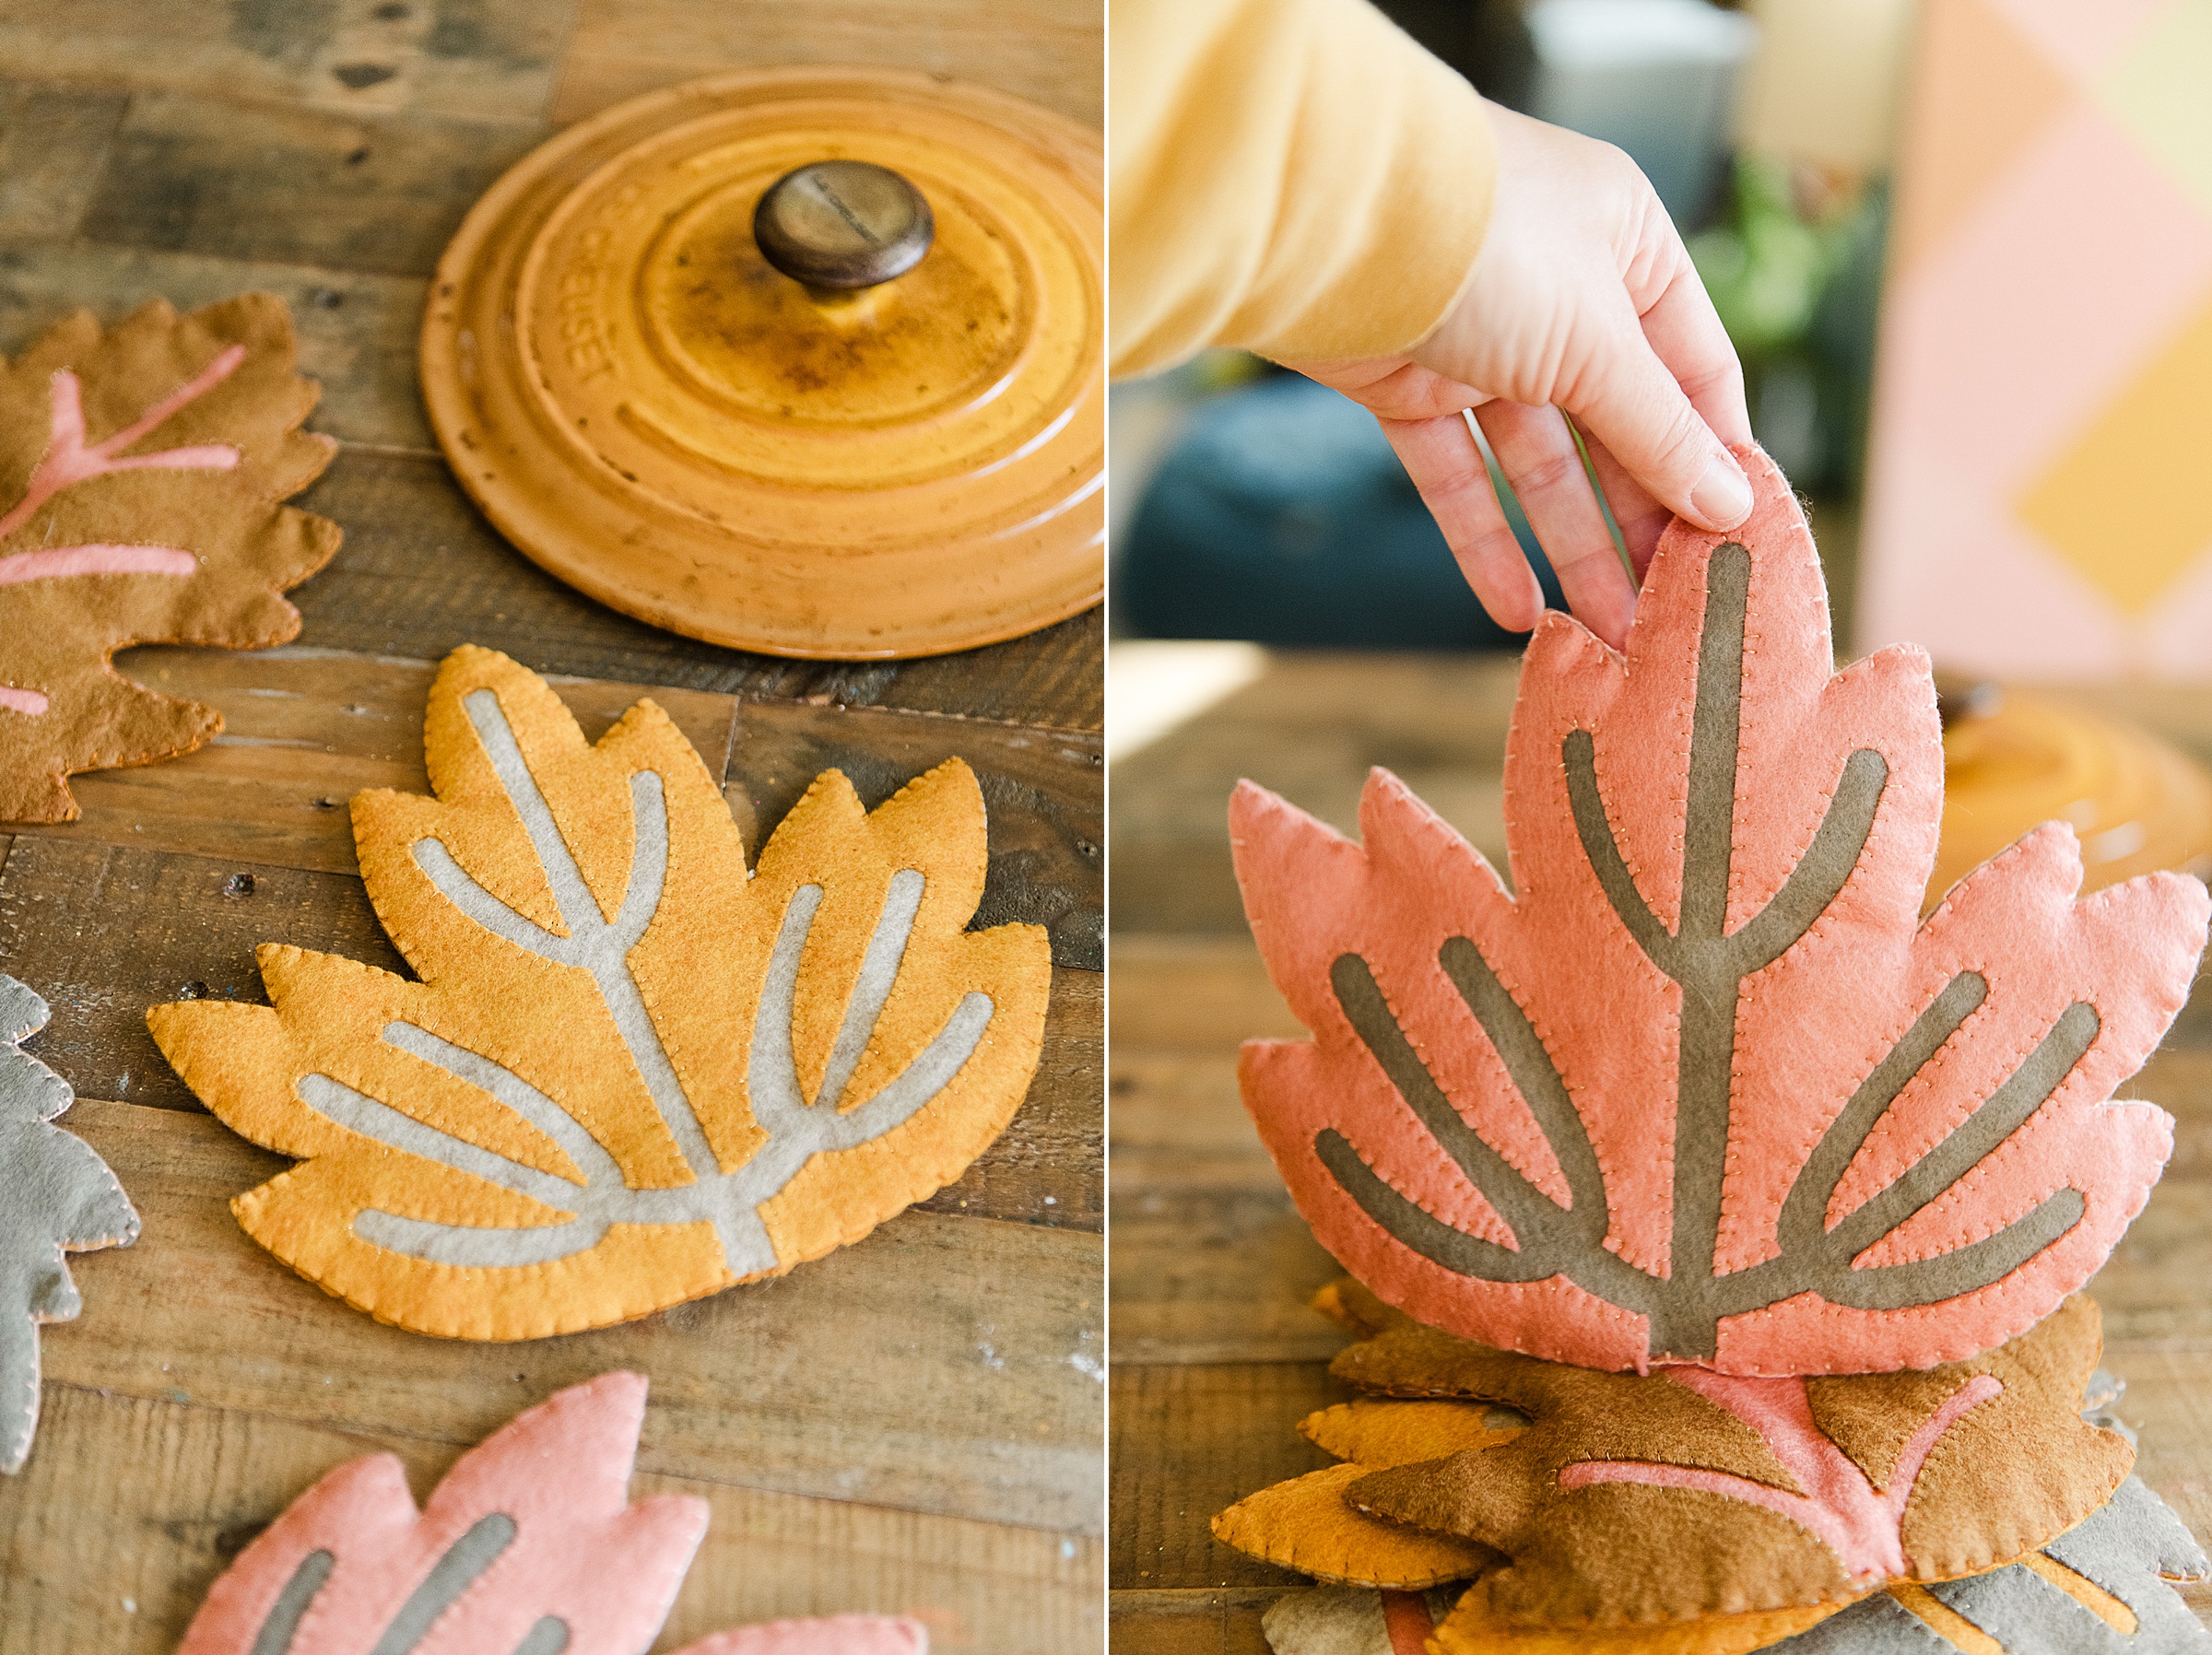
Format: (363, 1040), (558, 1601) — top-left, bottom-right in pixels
(1109, 0), (2212, 932)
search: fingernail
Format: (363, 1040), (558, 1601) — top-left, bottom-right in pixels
(1690, 456), (1752, 528)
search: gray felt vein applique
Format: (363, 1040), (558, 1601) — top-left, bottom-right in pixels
(0, 972), (140, 1472)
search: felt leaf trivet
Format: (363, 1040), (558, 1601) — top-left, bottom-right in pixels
(0, 293), (341, 823)
(0, 971), (139, 1473)
(178, 1371), (931, 1653)
(1230, 445), (2210, 1375)
(1263, 1476), (2209, 1654)
(1215, 1280), (2131, 1626)
(146, 645), (1051, 1340)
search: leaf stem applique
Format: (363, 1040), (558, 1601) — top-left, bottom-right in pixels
(179, 1372), (930, 1655)
(1232, 447), (2210, 1373)
(0, 293), (339, 820)
(148, 646), (1052, 1340)
(0, 972), (140, 1473)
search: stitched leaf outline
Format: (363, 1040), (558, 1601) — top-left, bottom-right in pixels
(0, 972), (139, 1473)
(1230, 449), (2210, 1374)
(178, 1372), (931, 1654)
(147, 646), (1051, 1340)
(0, 294), (340, 823)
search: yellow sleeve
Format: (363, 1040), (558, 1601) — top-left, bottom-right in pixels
(1110, 0), (1497, 378)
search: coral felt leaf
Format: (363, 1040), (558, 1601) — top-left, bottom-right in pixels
(1220, 1281), (2130, 1626)
(0, 972), (139, 1473)
(146, 646), (1052, 1340)
(177, 1373), (934, 1655)
(0, 293), (340, 822)
(1230, 446), (2209, 1375)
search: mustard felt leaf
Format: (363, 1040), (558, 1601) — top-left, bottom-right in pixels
(147, 645), (1051, 1341)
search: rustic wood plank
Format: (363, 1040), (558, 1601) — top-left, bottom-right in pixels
(62, 649), (1099, 961)
(0, 834), (1097, 1227)
(77, 88), (544, 277)
(0, 77), (127, 238)
(0, 240), (433, 450)
(0, 1381), (1100, 1655)
(283, 447), (1104, 731)
(45, 1097), (1101, 1533)
(1109, 1590), (1278, 1655)
(66, 648), (738, 875)
(729, 698), (1102, 969)
(551, 0), (1102, 129)
(0, 0), (578, 124)
(1109, 1363), (1338, 1590)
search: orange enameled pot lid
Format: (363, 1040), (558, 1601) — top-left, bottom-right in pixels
(420, 69), (1103, 659)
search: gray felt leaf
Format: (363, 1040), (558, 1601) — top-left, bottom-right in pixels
(0, 972), (139, 1473)
(1772, 1477), (2212, 1652)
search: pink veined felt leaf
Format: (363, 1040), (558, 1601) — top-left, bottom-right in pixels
(178, 1372), (706, 1655)
(177, 1373), (931, 1655)
(1558, 1368), (2001, 1583)
(1230, 446), (2211, 1376)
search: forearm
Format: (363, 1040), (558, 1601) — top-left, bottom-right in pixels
(1109, 0), (1497, 377)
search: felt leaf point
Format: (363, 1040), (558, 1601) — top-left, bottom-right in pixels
(1230, 446), (2211, 1375)
(0, 293), (341, 821)
(147, 646), (1051, 1340)
(178, 1372), (931, 1655)
(0, 971), (140, 1473)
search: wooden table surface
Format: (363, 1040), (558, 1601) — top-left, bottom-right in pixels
(1108, 649), (2212, 1652)
(0, 5), (1102, 1650)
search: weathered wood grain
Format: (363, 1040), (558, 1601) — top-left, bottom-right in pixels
(551, 0), (1102, 128)
(0, 835), (1098, 1227)
(78, 88), (544, 277)
(48, 1097), (1101, 1534)
(731, 698), (1102, 968)
(1109, 1590), (1277, 1655)
(0, 0), (578, 123)
(0, 241), (434, 450)
(283, 446), (1104, 731)
(59, 648), (1098, 961)
(0, 77), (127, 238)
(1109, 1363), (1337, 1590)
(0, 1381), (1100, 1655)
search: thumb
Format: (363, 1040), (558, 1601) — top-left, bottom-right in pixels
(1564, 325), (1751, 534)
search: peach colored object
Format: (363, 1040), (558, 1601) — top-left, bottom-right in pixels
(1230, 448), (2208, 1374)
(420, 68), (1102, 660)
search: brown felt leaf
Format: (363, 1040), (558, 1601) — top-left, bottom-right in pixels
(146, 647), (1053, 1340)
(0, 294), (340, 822)
(1245, 1281), (2130, 1626)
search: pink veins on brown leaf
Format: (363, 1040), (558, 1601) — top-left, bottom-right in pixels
(1559, 1368), (2002, 1582)
(0, 345), (246, 714)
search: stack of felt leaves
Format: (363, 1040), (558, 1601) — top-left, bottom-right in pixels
(1213, 452), (2212, 1653)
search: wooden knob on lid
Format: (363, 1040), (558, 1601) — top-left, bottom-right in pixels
(754, 160), (935, 289)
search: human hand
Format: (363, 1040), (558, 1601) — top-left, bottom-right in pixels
(1289, 100), (1755, 650)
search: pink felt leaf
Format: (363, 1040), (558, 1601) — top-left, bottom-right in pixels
(178, 1373), (707, 1655)
(1231, 446), (2210, 1375)
(178, 1374), (932, 1655)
